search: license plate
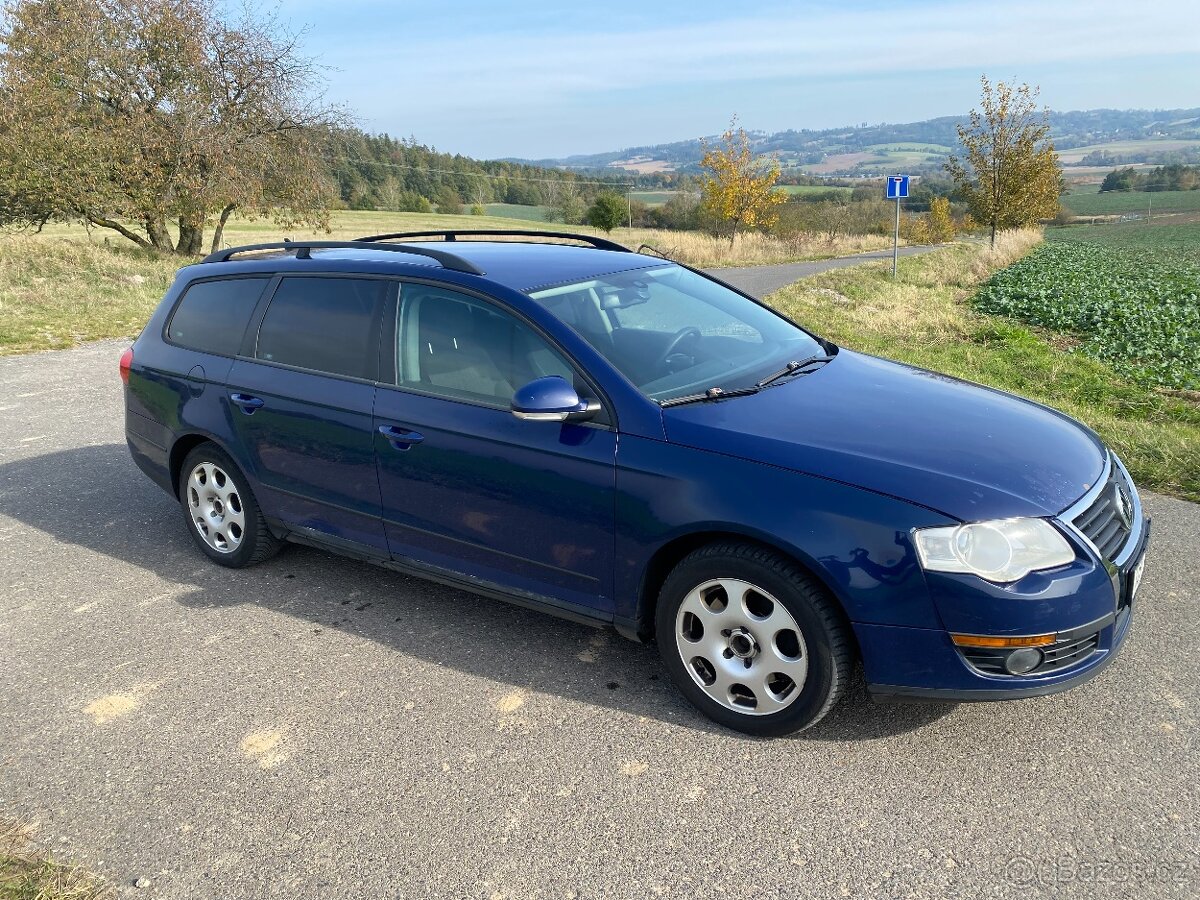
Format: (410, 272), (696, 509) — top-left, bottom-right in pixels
(1129, 553), (1147, 601)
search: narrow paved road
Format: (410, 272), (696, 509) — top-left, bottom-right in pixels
(710, 245), (935, 296)
(1, 318), (1198, 895)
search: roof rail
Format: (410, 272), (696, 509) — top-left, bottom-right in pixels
(353, 229), (632, 254)
(200, 241), (485, 275)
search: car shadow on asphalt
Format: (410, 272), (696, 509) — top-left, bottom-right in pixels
(0, 444), (957, 741)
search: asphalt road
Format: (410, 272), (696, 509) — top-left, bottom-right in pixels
(1, 269), (1198, 898)
(709, 246), (935, 296)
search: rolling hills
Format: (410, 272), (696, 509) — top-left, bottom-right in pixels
(518, 107), (1200, 179)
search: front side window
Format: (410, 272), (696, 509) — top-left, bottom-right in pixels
(528, 265), (825, 402)
(167, 277), (269, 356)
(397, 284), (575, 406)
(256, 277), (388, 380)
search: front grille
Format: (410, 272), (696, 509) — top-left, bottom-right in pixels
(1037, 631), (1101, 672)
(1072, 464), (1136, 561)
(961, 630), (1100, 677)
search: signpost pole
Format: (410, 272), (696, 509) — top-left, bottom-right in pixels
(892, 194), (900, 278)
(886, 174), (908, 279)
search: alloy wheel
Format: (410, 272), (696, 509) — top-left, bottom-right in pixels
(675, 578), (809, 715)
(186, 462), (246, 554)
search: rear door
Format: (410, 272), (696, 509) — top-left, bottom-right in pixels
(225, 275), (391, 552)
(130, 276), (271, 465)
(373, 281), (617, 613)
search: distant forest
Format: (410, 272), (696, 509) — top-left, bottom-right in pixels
(1100, 164), (1200, 192)
(326, 131), (680, 212)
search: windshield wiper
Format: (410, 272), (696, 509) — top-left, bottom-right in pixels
(660, 354), (835, 409)
(755, 354), (835, 389)
(660, 385), (762, 408)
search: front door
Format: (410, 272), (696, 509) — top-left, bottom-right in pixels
(373, 282), (616, 613)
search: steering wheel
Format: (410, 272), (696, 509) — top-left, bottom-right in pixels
(657, 327), (702, 370)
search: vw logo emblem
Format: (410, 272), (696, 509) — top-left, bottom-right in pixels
(1113, 483), (1133, 530)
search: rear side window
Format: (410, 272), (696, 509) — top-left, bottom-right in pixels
(255, 277), (388, 380)
(167, 277), (269, 355)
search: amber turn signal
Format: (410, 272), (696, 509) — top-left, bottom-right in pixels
(950, 632), (1056, 649)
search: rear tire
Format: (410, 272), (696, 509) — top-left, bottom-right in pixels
(655, 542), (852, 737)
(178, 443), (280, 568)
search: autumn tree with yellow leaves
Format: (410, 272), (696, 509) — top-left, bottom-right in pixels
(945, 77), (1061, 247)
(699, 121), (786, 244)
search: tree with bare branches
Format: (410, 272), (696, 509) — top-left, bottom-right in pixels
(0, 0), (345, 253)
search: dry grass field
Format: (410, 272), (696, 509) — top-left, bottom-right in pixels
(0, 210), (892, 355)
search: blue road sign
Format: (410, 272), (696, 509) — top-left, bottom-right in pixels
(886, 175), (910, 199)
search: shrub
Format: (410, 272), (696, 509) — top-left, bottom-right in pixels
(585, 192), (628, 233)
(437, 187), (464, 216)
(396, 191), (433, 213)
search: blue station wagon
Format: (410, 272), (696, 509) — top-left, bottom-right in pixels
(122, 231), (1149, 735)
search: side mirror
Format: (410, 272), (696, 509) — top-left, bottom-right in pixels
(511, 376), (600, 423)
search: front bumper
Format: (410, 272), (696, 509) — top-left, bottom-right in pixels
(862, 478), (1150, 702)
(865, 602), (1133, 701)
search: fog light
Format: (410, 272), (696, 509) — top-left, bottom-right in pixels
(1004, 647), (1044, 675)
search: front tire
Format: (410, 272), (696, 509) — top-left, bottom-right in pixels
(655, 542), (852, 737)
(178, 443), (280, 568)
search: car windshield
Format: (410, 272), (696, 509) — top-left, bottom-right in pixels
(527, 264), (827, 402)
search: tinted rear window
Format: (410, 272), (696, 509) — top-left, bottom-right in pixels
(167, 277), (269, 355)
(255, 277), (388, 380)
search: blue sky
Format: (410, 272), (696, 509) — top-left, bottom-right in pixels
(281, 0), (1200, 160)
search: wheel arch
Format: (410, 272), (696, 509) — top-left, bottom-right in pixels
(631, 528), (856, 648)
(168, 431), (241, 496)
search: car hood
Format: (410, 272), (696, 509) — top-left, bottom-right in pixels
(661, 349), (1106, 521)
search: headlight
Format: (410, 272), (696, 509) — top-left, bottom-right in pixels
(913, 518), (1075, 583)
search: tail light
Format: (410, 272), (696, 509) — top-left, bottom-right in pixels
(119, 347), (133, 385)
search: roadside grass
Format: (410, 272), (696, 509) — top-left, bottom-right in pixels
(629, 228), (891, 268)
(768, 230), (1200, 502)
(0, 212), (892, 353)
(0, 239), (177, 353)
(0, 821), (112, 900)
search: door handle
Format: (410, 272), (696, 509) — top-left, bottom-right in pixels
(378, 424), (424, 450)
(230, 393), (265, 413)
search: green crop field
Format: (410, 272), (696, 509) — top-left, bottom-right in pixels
(1047, 220), (1200, 261)
(1057, 138), (1200, 164)
(975, 229), (1200, 390)
(629, 191), (678, 206)
(1064, 189), (1200, 216)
